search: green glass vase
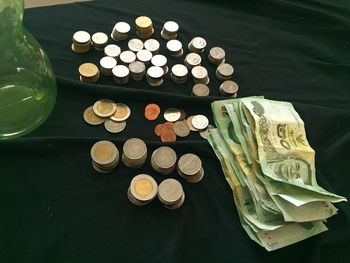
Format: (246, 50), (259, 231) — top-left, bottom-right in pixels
(0, 0), (57, 139)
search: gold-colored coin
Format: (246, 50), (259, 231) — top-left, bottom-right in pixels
(135, 16), (152, 28)
(83, 106), (105, 125)
(134, 178), (153, 197)
(110, 103), (131, 122)
(92, 99), (117, 117)
(130, 174), (158, 201)
(79, 63), (99, 78)
(90, 140), (118, 165)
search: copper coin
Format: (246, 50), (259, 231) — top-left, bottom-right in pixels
(160, 129), (177, 142)
(163, 122), (174, 131)
(145, 103), (161, 121)
(154, 123), (165, 137)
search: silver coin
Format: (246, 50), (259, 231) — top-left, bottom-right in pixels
(92, 32), (108, 46)
(92, 99), (117, 117)
(120, 50), (136, 65)
(100, 56), (117, 76)
(128, 38), (144, 52)
(164, 108), (181, 122)
(104, 44), (121, 58)
(173, 120), (190, 137)
(171, 64), (188, 78)
(83, 106), (105, 125)
(152, 146), (177, 170)
(73, 31), (90, 44)
(114, 21), (131, 34)
(184, 53), (201, 68)
(147, 66), (164, 79)
(186, 116), (199, 131)
(192, 83), (210, 97)
(178, 153), (202, 176)
(151, 54), (167, 67)
(220, 80), (239, 96)
(199, 124), (215, 139)
(104, 119), (126, 133)
(163, 21), (179, 33)
(191, 66), (208, 80)
(112, 65), (130, 78)
(144, 39), (160, 54)
(158, 178), (183, 205)
(123, 138), (147, 161)
(136, 49), (153, 64)
(216, 63), (234, 79)
(185, 167), (205, 183)
(166, 39), (182, 52)
(191, 114), (209, 130)
(209, 47), (225, 63)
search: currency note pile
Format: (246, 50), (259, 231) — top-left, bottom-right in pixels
(207, 97), (347, 251)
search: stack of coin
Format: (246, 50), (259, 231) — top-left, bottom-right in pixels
(90, 140), (120, 173)
(144, 39), (160, 55)
(173, 120), (190, 138)
(79, 63), (100, 83)
(146, 66), (164, 86)
(216, 63), (234, 81)
(151, 54), (168, 74)
(170, 64), (188, 84)
(191, 66), (209, 85)
(128, 38), (144, 52)
(119, 50), (136, 65)
(188, 37), (207, 54)
(161, 21), (179, 40)
(111, 22), (131, 41)
(184, 53), (201, 69)
(91, 32), (108, 51)
(136, 49), (153, 65)
(112, 65), (130, 84)
(186, 115), (199, 131)
(129, 61), (146, 81)
(219, 80), (239, 97)
(158, 179), (185, 209)
(144, 103), (161, 121)
(166, 39), (183, 57)
(72, 31), (91, 53)
(151, 146), (177, 175)
(177, 153), (204, 183)
(192, 83), (210, 97)
(135, 16), (154, 39)
(127, 174), (158, 206)
(154, 122), (177, 142)
(208, 47), (225, 65)
(191, 114), (209, 131)
(104, 44), (121, 59)
(122, 138), (148, 168)
(99, 56), (117, 76)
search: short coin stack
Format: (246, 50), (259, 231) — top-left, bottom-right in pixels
(158, 179), (185, 209)
(151, 146), (177, 175)
(122, 138), (148, 168)
(177, 153), (204, 183)
(90, 140), (120, 173)
(127, 174), (158, 206)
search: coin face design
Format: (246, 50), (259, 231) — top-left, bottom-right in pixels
(185, 53), (201, 66)
(144, 103), (161, 121)
(144, 39), (160, 52)
(186, 116), (199, 131)
(210, 47), (225, 60)
(178, 153), (202, 176)
(171, 64), (188, 78)
(120, 50), (136, 64)
(191, 115), (209, 130)
(104, 44), (121, 57)
(110, 103), (131, 122)
(123, 138), (147, 160)
(151, 55), (167, 67)
(220, 80), (239, 94)
(104, 119), (126, 133)
(79, 63), (99, 78)
(73, 31), (91, 44)
(92, 99), (117, 117)
(218, 63), (234, 77)
(135, 178), (153, 197)
(83, 106), (105, 125)
(130, 174), (158, 201)
(137, 49), (153, 63)
(164, 108), (181, 122)
(153, 146), (177, 169)
(91, 140), (118, 165)
(135, 16), (152, 28)
(128, 38), (144, 52)
(192, 37), (207, 49)
(115, 22), (131, 33)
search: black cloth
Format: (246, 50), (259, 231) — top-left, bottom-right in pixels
(1, 0), (350, 262)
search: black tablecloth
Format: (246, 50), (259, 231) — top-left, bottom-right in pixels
(1, 0), (350, 262)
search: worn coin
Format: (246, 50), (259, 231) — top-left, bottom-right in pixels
(178, 153), (202, 176)
(83, 106), (105, 125)
(191, 66), (208, 80)
(208, 47), (225, 65)
(79, 63), (99, 78)
(191, 114), (209, 130)
(216, 63), (234, 80)
(104, 44), (121, 58)
(144, 39), (160, 54)
(110, 103), (131, 122)
(184, 53), (201, 68)
(120, 50), (136, 65)
(192, 83), (210, 97)
(145, 103), (161, 121)
(164, 108), (181, 122)
(137, 49), (153, 64)
(104, 119), (126, 133)
(220, 80), (239, 96)
(123, 138), (147, 160)
(152, 146), (177, 170)
(173, 120), (190, 137)
(90, 140), (119, 165)
(158, 178), (183, 205)
(163, 191), (185, 209)
(92, 99), (117, 117)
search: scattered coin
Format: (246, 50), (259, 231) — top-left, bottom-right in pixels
(191, 66), (210, 85)
(184, 53), (202, 69)
(110, 103), (131, 122)
(99, 56), (117, 76)
(173, 120), (190, 137)
(111, 21), (130, 41)
(186, 115), (199, 131)
(199, 124), (215, 139)
(145, 103), (161, 121)
(92, 99), (117, 117)
(188, 37), (207, 54)
(178, 109), (187, 121)
(83, 106), (105, 125)
(191, 114), (209, 130)
(161, 21), (179, 40)
(72, 30), (91, 53)
(104, 44), (121, 59)
(177, 153), (204, 183)
(154, 123), (165, 137)
(166, 39), (183, 57)
(144, 38), (160, 54)
(104, 119), (127, 133)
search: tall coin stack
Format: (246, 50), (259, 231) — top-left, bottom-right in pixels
(158, 179), (185, 209)
(127, 174), (158, 206)
(135, 16), (154, 39)
(122, 138), (148, 168)
(72, 31), (91, 53)
(151, 146), (177, 175)
(90, 140), (120, 173)
(177, 153), (204, 183)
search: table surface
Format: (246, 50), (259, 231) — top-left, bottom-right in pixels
(1, 0), (350, 262)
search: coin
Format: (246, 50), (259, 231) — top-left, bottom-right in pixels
(192, 115), (209, 130)
(73, 31), (91, 44)
(184, 53), (201, 69)
(109, 103), (131, 122)
(163, 191), (185, 209)
(199, 124), (215, 139)
(129, 61), (146, 81)
(151, 54), (168, 74)
(136, 49), (153, 64)
(123, 138), (147, 161)
(161, 21), (179, 40)
(192, 83), (210, 97)
(104, 44), (121, 58)
(186, 115), (199, 131)
(71, 42), (90, 54)
(208, 47), (225, 65)
(130, 174), (158, 202)
(186, 167), (205, 183)
(104, 119), (126, 133)
(111, 22), (130, 41)
(99, 56), (117, 76)
(145, 103), (161, 121)
(160, 129), (177, 142)
(91, 32), (108, 50)
(173, 120), (190, 137)
(128, 38), (144, 52)
(191, 66), (208, 81)
(164, 108), (181, 122)
(83, 106), (105, 125)
(79, 63), (99, 83)
(151, 146), (177, 174)
(144, 39), (160, 54)
(92, 99), (117, 117)
(216, 63), (234, 80)
(90, 140), (119, 165)
(178, 153), (202, 176)
(188, 36), (206, 53)
(154, 123), (165, 136)
(120, 50), (136, 65)
(166, 39), (183, 57)
(220, 80), (239, 97)
(158, 179), (183, 205)
(146, 66), (164, 86)
(171, 64), (188, 82)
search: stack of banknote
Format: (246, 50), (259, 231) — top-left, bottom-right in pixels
(207, 97), (347, 251)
